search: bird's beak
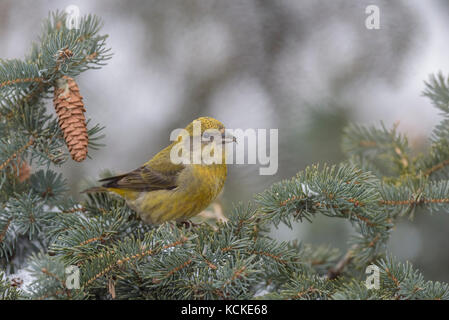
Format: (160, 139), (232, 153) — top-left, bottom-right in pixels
(222, 131), (237, 144)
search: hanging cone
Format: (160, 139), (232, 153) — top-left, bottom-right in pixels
(53, 76), (88, 162)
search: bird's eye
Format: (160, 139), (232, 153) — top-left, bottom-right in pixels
(203, 132), (211, 142)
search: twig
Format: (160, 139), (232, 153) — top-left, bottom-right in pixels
(327, 245), (357, 280)
(424, 159), (449, 177)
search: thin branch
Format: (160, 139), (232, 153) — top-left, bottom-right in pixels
(424, 159), (449, 177)
(0, 137), (34, 171)
(0, 77), (43, 88)
(327, 245), (357, 280)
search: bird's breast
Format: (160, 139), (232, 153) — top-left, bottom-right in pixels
(179, 164), (227, 200)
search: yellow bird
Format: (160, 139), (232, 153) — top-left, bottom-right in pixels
(88, 117), (236, 224)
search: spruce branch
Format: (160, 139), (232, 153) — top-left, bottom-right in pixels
(378, 255), (449, 300)
(423, 72), (449, 116)
(0, 271), (23, 299)
(342, 122), (411, 177)
(419, 118), (449, 179)
(256, 163), (391, 265)
(0, 9), (109, 274)
(0, 137), (34, 172)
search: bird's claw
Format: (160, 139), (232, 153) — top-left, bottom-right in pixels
(177, 220), (198, 229)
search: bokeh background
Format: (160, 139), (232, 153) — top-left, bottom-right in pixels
(1, 0), (449, 281)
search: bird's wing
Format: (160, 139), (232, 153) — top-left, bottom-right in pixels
(99, 144), (186, 192)
(99, 164), (182, 191)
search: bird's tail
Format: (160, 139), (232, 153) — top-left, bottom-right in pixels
(81, 173), (128, 194)
(98, 174), (128, 188)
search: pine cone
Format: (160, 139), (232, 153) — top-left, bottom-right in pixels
(53, 76), (88, 162)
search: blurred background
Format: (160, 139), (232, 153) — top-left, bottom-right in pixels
(1, 0), (449, 281)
